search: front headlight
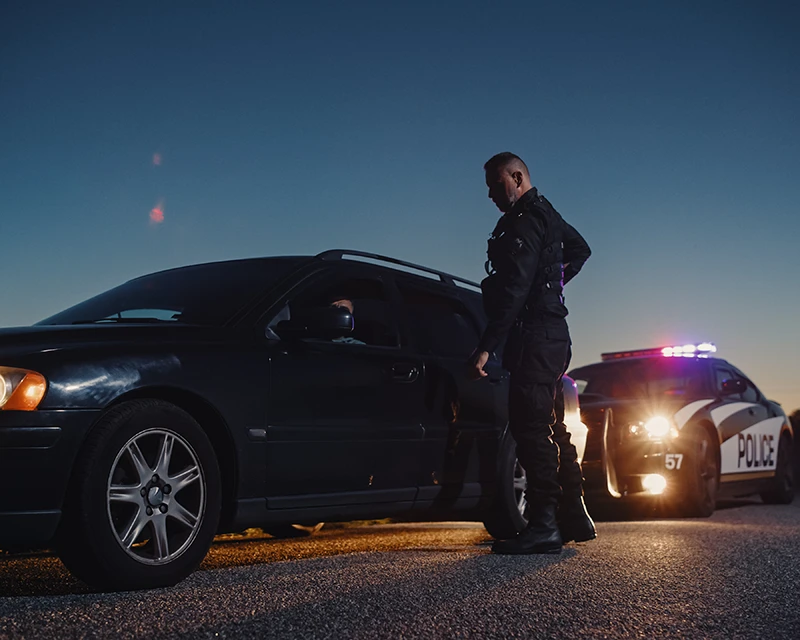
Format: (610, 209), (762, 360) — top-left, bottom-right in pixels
(0, 367), (47, 411)
(643, 416), (671, 439)
(628, 416), (677, 440)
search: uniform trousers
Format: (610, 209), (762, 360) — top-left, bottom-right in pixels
(506, 322), (584, 507)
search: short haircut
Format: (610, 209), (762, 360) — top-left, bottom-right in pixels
(484, 152), (529, 178)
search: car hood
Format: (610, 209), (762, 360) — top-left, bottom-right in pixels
(0, 324), (226, 357)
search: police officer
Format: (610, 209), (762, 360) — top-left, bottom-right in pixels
(468, 152), (595, 554)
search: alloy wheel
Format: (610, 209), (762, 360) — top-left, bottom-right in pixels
(106, 428), (205, 565)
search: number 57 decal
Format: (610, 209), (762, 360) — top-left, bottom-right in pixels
(665, 454), (684, 470)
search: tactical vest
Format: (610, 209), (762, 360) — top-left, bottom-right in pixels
(530, 194), (565, 298)
(485, 191), (565, 322)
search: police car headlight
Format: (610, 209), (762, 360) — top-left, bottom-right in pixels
(643, 416), (671, 439)
(642, 474), (667, 495)
(0, 367), (48, 411)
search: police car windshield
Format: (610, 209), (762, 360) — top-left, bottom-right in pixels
(568, 358), (705, 400)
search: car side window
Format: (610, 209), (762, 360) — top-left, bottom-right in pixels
(734, 372), (761, 403)
(739, 380), (759, 404)
(276, 274), (401, 348)
(397, 281), (480, 359)
(714, 367), (739, 399)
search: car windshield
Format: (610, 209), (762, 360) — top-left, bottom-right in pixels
(568, 358), (707, 400)
(36, 258), (305, 327)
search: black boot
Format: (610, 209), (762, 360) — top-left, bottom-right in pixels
(492, 503), (562, 555)
(557, 494), (596, 543)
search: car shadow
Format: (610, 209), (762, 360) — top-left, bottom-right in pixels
(0, 525), (579, 598)
(0, 551), (93, 597)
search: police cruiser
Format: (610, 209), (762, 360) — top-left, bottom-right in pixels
(567, 343), (794, 516)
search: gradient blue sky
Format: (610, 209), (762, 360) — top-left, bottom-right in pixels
(2, 1), (799, 411)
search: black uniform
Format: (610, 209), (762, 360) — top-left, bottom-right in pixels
(478, 187), (591, 508)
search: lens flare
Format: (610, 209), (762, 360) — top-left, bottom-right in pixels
(150, 200), (165, 224)
(644, 416), (671, 438)
(642, 474), (667, 495)
(152, 152), (162, 166)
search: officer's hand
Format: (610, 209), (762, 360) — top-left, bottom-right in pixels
(467, 350), (490, 380)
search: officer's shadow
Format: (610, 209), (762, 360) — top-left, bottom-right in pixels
(181, 542), (579, 637)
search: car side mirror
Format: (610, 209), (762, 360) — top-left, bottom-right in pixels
(721, 378), (746, 396)
(275, 306), (354, 341)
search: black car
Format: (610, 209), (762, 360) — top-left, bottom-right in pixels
(0, 249), (587, 590)
(568, 344), (795, 516)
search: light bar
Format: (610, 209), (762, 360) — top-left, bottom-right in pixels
(601, 343), (717, 361)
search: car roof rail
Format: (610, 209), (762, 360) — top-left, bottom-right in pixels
(316, 249), (481, 291)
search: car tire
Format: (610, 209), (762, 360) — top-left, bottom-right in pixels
(482, 434), (528, 539)
(760, 433), (794, 505)
(681, 426), (718, 518)
(264, 523), (325, 538)
(56, 399), (221, 590)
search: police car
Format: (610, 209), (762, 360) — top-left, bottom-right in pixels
(567, 344), (794, 516)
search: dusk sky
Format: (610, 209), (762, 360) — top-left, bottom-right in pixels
(2, 1), (799, 412)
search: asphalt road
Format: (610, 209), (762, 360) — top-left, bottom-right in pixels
(2, 497), (799, 639)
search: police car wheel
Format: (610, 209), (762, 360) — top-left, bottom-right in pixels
(682, 426), (718, 518)
(759, 433), (794, 505)
(482, 434), (528, 539)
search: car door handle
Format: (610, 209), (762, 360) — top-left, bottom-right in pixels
(391, 363), (419, 383)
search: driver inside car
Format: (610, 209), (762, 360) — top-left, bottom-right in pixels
(264, 293), (366, 345)
(328, 295), (366, 345)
